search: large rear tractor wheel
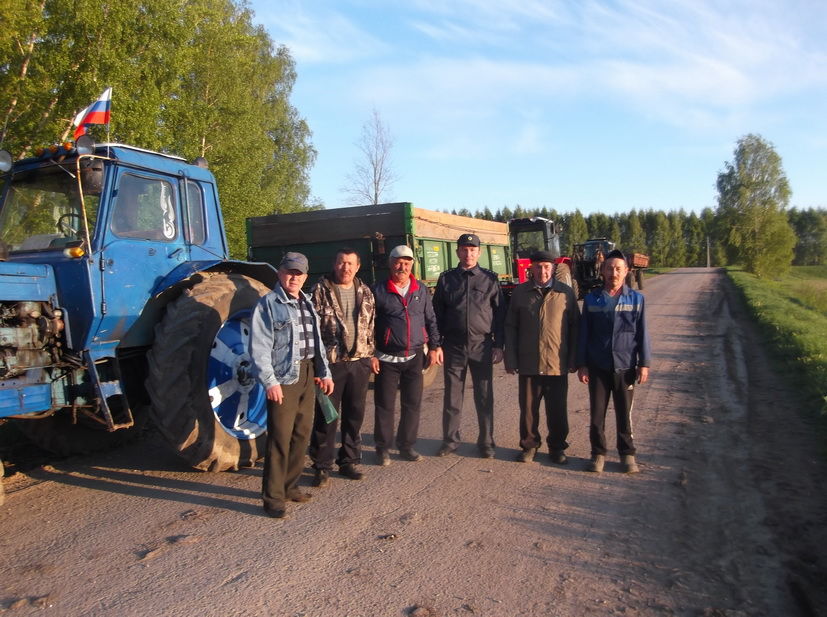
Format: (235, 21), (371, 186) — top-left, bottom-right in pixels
(554, 262), (580, 298)
(636, 269), (645, 289)
(147, 273), (270, 472)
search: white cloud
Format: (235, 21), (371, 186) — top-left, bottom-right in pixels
(252, 2), (388, 63)
(341, 0), (826, 137)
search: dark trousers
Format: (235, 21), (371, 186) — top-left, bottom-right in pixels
(442, 344), (494, 449)
(374, 352), (424, 451)
(518, 374), (569, 452)
(587, 366), (637, 456)
(262, 360), (315, 510)
(310, 358), (372, 470)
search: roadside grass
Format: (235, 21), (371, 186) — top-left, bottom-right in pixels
(785, 265), (827, 315)
(726, 267), (827, 430)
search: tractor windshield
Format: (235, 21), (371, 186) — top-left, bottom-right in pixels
(512, 228), (545, 259)
(582, 240), (614, 260)
(511, 223), (561, 259)
(0, 162), (98, 253)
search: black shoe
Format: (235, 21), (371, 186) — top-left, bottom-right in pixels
(339, 463), (364, 480)
(436, 444), (455, 457)
(264, 506), (286, 518)
(286, 490), (312, 503)
(312, 468), (330, 487)
(516, 448), (537, 463)
(376, 449), (391, 466)
(400, 448), (423, 462)
(550, 450), (568, 465)
(479, 447), (495, 459)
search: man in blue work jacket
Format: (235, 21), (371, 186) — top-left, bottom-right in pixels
(577, 250), (651, 474)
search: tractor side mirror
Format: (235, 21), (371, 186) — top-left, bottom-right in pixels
(79, 158), (104, 195)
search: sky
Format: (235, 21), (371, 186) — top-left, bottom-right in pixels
(248, 0), (826, 216)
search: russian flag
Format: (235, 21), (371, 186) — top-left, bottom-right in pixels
(73, 87), (112, 140)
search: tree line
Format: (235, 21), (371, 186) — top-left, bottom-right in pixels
(449, 135), (826, 274)
(447, 204), (826, 269)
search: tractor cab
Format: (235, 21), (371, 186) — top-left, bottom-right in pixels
(508, 216), (562, 283)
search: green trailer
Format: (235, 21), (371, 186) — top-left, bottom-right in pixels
(246, 202), (512, 289)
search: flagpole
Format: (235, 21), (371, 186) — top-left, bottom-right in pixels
(106, 86), (112, 156)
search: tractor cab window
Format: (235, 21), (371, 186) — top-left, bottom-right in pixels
(110, 174), (177, 241)
(513, 229), (545, 259)
(184, 180), (206, 245)
(0, 163), (95, 252)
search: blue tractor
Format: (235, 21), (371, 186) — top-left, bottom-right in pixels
(0, 137), (276, 503)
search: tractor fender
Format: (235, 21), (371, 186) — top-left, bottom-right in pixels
(119, 260), (277, 348)
(149, 260), (276, 297)
(202, 260), (278, 290)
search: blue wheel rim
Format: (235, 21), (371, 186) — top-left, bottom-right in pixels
(207, 309), (267, 439)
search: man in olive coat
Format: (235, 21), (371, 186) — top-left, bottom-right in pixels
(504, 251), (579, 464)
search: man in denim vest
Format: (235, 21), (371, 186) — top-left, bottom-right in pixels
(250, 252), (333, 518)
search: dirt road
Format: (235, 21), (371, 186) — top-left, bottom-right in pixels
(1, 268), (825, 617)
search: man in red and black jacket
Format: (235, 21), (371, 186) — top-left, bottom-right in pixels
(371, 245), (443, 465)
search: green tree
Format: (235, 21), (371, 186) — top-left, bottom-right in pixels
(625, 210), (646, 253)
(563, 210), (588, 255)
(1, 0), (316, 258)
(788, 207), (827, 265)
(700, 207), (727, 266)
(716, 134), (796, 277)
(667, 211), (687, 267)
(684, 212), (706, 266)
(586, 212), (610, 239)
(649, 211), (670, 267)
(608, 218), (622, 246)
(1, 0), (188, 152)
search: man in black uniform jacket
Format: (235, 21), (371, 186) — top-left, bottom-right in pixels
(432, 233), (506, 458)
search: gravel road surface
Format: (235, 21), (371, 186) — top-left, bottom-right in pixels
(1, 268), (825, 617)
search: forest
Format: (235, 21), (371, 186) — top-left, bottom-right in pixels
(452, 204), (827, 268)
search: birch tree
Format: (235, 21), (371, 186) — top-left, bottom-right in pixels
(342, 107), (398, 205)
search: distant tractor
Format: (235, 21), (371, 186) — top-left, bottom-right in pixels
(507, 217), (648, 298)
(572, 238), (648, 295)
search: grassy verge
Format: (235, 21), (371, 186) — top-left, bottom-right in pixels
(725, 267), (827, 423)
